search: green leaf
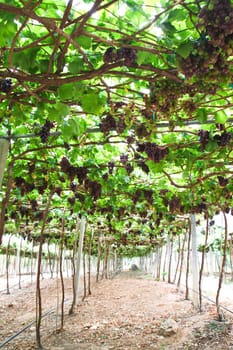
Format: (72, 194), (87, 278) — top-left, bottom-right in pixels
(196, 108), (208, 123)
(81, 93), (106, 115)
(168, 9), (187, 22)
(75, 35), (92, 49)
(68, 58), (84, 74)
(215, 110), (228, 123)
(176, 41), (194, 58)
(58, 84), (74, 99)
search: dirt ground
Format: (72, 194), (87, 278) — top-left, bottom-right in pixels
(0, 270), (233, 349)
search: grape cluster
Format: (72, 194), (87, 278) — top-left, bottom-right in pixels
(150, 79), (184, 118)
(19, 205), (30, 218)
(38, 120), (54, 143)
(68, 197), (75, 206)
(135, 123), (150, 138)
(84, 179), (102, 201)
(75, 192), (85, 203)
(125, 163), (134, 175)
(137, 142), (168, 163)
(198, 130), (210, 150)
(197, 0), (233, 52)
(143, 189), (153, 205)
(99, 114), (116, 134)
(14, 177), (35, 195)
(120, 154), (128, 165)
(55, 186), (62, 196)
(108, 161), (115, 175)
(169, 197), (184, 214)
(0, 79), (12, 93)
(217, 176), (229, 186)
(116, 118), (127, 134)
(30, 200), (38, 211)
(70, 181), (77, 192)
(60, 156), (88, 182)
(103, 47), (137, 66)
(181, 0), (233, 82)
(76, 167), (88, 184)
(136, 159), (150, 174)
(214, 131), (232, 146)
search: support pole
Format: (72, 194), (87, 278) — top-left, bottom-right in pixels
(0, 139), (9, 190)
(190, 214), (199, 309)
(74, 216), (86, 305)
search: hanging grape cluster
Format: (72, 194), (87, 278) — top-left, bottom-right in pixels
(99, 114), (116, 134)
(217, 176), (228, 186)
(38, 120), (54, 143)
(14, 177), (35, 195)
(60, 156), (88, 183)
(136, 159), (150, 174)
(213, 131), (232, 146)
(100, 114), (127, 135)
(198, 130), (210, 150)
(181, 0), (233, 82)
(137, 142), (168, 162)
(103, 47), (137, 66)
(108, 161), (115, 175)
(150, 79), (184, 118)
(84, 179), (102, 201)
(198, 129), (232, 149)
(197, 0), (233, 53)
(0, 79), (12, 93)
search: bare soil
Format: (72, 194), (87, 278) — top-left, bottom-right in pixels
(0, 270), (233, 349)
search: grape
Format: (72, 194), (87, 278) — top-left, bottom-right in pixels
(38, 120), (54, 143)
(217, 176), (228, 186)
(125, 162), (134, 175)
(99, 114), (116, 134)
(0, 79), (12, 93)
(137, 142), (168, 162)
(198, 130), (210, 150)
(103, 47), (137, 66)
(30, 199), (38, 210)
(137, 160), (150, 174)
(108, 161), (115, 175)
(103, 47), (118, 63)
(70, 181), (77, 192)
(120, 154), (128, 165)
(68, 197), (75, 206)
(84, 179), (102, 200)
(214, 131), (232, 146)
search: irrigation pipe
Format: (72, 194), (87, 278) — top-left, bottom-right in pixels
(0, 297), (71, 348)
(182, 283), (233, 316)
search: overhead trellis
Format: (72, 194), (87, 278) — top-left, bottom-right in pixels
(0, 0), (233, 247)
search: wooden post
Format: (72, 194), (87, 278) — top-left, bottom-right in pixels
(74, 216), (86, 305)
(0, 139), (9, 190)
(190, 214), (199, 309)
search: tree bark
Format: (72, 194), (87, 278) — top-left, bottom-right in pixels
(216, 211), (228, 321)
(0, 162), (13, 246)
(173, 235), (181, 284)
(36, 190), (53, 349)
(96, 233), (102, 282)
(168, 235), (174, 283)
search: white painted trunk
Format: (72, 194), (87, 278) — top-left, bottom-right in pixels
(0, 139), (9, 189)
(190, 214), (199, 308)
(74, 216), (86, 305)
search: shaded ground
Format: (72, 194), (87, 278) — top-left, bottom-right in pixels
(0, 270), (233, 349)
